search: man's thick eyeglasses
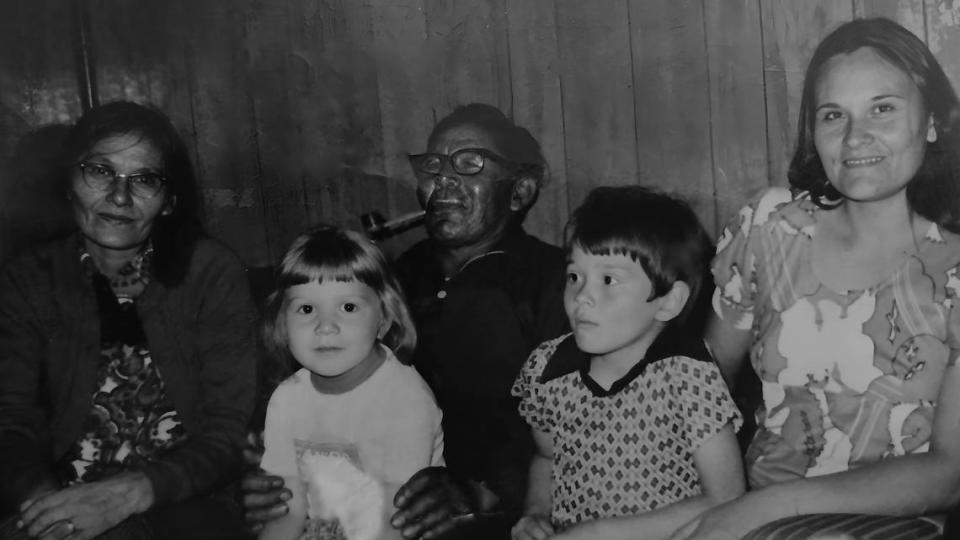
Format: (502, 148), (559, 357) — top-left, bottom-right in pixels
(77, 162), (167, 199)
(407, 148), (519, 178)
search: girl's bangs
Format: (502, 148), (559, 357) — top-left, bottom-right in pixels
(278, 254), (383, 291)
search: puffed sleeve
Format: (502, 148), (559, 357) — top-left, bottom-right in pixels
(511, 338), (563, 434)
(940, 236), (960, 359)
(669, 357), (742, 450)
(711, 187), (795, 330)
(926, 233), (960, 387)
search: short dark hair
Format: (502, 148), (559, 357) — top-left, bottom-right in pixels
(428, 103), (547, 188)
(61, 101), (203, 284)
(262, 226), (417, 376)
(564, 186), (712, 325)
(789, 17), (960, 230)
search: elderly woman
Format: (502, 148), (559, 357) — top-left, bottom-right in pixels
(0, 102), (257, 539)
(679, 18), (960, 540)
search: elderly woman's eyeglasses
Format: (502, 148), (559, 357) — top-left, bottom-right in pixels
(407, 148), (519, 178)
(77, 162), (168, 199)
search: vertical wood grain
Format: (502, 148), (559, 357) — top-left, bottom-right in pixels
(629, 0), (714, 233)
(704, 0), (769, 230)
(0, 0), (79, 262)
(244, 0), (314, 263)
(367, 0), (431, 208)
(504, 0), (567, 246)
(554, 0), (637, 210)
(367, 0), (433, 258)
(274, 0), (387, 238)
(5, 0), (959, 266)
(925, 0), (960, 91)
(421, 0), (512, 115)
(760, 0), (854, 193)
(186, 0), (271, 265)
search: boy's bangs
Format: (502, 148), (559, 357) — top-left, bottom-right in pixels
(573, 235), (649, 265)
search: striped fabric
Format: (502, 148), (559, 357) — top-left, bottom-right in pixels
(742, 513), (941, 540)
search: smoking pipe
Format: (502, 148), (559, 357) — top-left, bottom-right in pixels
(361, 209), (426, 240)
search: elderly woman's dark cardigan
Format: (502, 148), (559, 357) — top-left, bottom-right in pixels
(0, 233), (258, 511)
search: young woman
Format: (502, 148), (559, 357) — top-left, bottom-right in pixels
(687, 17), (960, 540)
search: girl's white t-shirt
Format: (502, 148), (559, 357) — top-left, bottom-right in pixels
(261, 349), (444, 538)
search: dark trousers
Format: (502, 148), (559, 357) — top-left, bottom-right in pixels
(0, 494), (250, 540)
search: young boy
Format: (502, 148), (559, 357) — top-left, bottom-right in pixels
(510, 186), (744, 540)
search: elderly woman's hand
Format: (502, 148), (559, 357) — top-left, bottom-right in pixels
(18, 472), (153, 540)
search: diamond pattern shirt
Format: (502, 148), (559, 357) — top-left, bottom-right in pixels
(512, 332), (741, 528)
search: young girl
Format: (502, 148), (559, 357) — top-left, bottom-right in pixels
(258, 227), (444, 540)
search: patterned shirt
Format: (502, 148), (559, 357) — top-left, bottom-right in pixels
(712, 187), (960, 488)
(56, 244), (184, 484)
(511, 332), (740, 528)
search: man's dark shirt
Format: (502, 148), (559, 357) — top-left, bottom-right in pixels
(394, 228), (568, 513)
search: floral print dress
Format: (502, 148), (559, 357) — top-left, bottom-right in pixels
(712, 187), (960, 489)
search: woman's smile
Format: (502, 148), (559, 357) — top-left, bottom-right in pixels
(843, 156), (885, 167)
(97, 212), (136, 224)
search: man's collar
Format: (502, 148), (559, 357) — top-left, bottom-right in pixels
(491, 225), (529, 253)
(431, 226), (529, 277)
(428, 225), (528, 256)
(539, 327), (712, 397)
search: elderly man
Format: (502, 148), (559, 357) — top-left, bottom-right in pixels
(243, 104), (567, 539)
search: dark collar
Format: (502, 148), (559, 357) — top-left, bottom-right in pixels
(540, 327), (712, 397)
(491, 225), (531, 254)
(419, 226), (529, 262)
(406, 227), (532, 287)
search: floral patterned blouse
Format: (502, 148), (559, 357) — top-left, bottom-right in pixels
(55, 245), (185, 484)
(712, 187), (960, 488)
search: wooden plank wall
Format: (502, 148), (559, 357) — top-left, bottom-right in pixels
(2, 0), (960, 266)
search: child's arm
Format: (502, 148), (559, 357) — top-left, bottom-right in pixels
(511, 427), (556, 540)
(257, 475), (306, 540)
(553, 423), (744, 540)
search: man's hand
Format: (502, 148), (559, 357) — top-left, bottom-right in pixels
(511, 514), (554, 540)
(390, 467), (489, 539)
(240, 431), (291, 534)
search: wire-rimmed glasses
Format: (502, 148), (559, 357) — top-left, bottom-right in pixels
(77, 162), (167, 199)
